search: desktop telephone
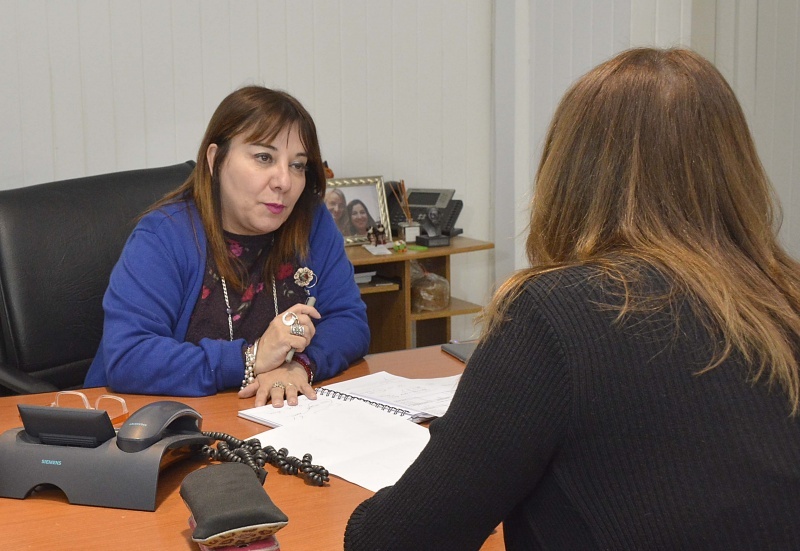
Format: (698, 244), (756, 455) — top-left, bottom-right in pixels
(385, 181), (463, 237)
(17, 400), (205, 452)
(1, 400), (325, 510)
(1, 401), (213, 510)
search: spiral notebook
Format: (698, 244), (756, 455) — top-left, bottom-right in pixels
(238, 371), (460, 428)
(238, 393), (422, 428)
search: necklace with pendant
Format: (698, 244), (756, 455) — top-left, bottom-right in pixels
(220, 275), (279, 341)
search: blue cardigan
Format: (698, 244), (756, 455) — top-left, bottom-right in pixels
(84, 201), (369, 396)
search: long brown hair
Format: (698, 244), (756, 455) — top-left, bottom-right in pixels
(481, 47), (800, 413)
(150, 86), (326, 290)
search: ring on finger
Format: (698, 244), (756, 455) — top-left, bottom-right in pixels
(282, 312), (299, 326)
(290, 322), (305, 337)
(272, 381), (285, 390)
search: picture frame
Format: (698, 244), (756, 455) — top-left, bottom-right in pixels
(324, 176), (393, 246)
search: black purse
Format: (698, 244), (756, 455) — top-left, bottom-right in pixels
(180, 462), (289, 549)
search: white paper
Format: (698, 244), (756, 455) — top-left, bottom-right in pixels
(323, 371), (461, 418)
(250, 399), (429, 492)
(239, 394), (377, 428)
(361, 244), (393, 255)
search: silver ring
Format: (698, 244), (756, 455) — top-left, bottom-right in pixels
(290, 322), (305, 336)
(272, 381), (285, 390)
(282, 312), (299, 326)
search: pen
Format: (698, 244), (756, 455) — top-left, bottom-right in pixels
(286, 296), (316, 363)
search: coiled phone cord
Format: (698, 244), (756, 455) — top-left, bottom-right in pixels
(201, 431), (330, 487)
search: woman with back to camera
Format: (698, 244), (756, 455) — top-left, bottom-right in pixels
(345, 48), (800, 550)
(346, 199), (376, 236)
(84, 86), (369, 407)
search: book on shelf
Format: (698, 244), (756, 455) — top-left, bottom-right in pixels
(353, 270), (376, 284)
(238, 371), (461, 428)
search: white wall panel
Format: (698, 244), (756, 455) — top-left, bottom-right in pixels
(199, 1), (233, 119)
(48, 0), (85, 180)
(338, 1), (369, 175)
(285, 1), (316, 115)
(364, 1), (394, 176)
(172, 0), (206, 164)
(257, 1), (289, 90)
(110, 2), (147, 170)
(391, 2), (420, 185)
(79, 0), (117, 176)
(312, 1), (345, 173)
(449, 0), (493, 339)
(0, 1), (23, 185)
(630, 0), (657, 46)
(18, 0), (55, 186)
(229, 0), (261, 89)
(765, 1), (800, 256)
(142, 0), (178, 168)
(417, 1), (445, 189)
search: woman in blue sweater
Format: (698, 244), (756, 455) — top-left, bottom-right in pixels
(85, 86), (369, 407)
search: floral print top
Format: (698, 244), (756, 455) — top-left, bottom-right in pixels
(185, 232), (308, 345)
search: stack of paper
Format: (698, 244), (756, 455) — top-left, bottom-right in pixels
(249, 398), (430, 492)
(238, 371), (462, 492)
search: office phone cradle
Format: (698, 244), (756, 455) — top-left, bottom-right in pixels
(0, 422), (212, 511)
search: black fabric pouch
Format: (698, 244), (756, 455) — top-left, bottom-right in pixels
(180, 463), (289, 548)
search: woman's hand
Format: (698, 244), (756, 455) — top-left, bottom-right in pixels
(254, 303), (320, 374)
(238, 361), (316, 407)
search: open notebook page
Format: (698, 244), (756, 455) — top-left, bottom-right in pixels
(250, 398), (429, 492)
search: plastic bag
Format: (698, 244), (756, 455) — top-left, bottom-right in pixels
(410, 261), (450, 312)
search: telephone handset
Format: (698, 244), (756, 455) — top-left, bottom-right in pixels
(385, 181), (464, 237)
(116, 400), (203, 452)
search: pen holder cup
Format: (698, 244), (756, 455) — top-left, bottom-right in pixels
(399, 221), (421, 243)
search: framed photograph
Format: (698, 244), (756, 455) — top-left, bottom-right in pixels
(324, 176), (392, 246)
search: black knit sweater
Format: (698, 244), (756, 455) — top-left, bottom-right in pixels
(345, 266), (800, 550)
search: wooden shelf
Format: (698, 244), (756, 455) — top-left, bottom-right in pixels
(411, 296), (482, 321)
(358, 277), (400, 294)
(346, 237), (494, 353)
(346, 236), (494, 267)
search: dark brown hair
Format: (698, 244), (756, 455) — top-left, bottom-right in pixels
(480, 48), (800, 413)
(151, 86), (326, 290)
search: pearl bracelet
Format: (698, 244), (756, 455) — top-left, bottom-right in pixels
(241, 340), (258, 390)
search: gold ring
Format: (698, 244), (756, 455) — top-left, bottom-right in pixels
(272, 381), (285, 390)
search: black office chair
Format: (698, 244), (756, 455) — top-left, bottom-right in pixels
(0, 161), (195, 395)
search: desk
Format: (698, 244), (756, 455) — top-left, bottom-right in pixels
(1, 347), (504, 550)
